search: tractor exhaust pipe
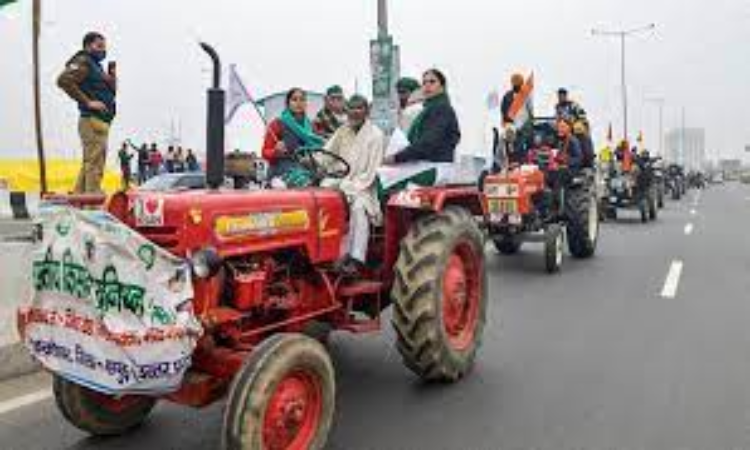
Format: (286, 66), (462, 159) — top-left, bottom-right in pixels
(200, 42), (225, 190)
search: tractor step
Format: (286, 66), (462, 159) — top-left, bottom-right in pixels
(337, 280), (384, 297)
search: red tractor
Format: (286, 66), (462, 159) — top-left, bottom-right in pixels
(18, 44), (488, 450)
(481, 120), (599, 273)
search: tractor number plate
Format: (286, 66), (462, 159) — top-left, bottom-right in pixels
(489, 199), (519, 215)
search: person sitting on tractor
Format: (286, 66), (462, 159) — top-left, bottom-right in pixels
(313, 85), (347, 140)
(396, 77), (423, 134)
(555, 88), (594, 168)
(554, 119), (584, 171)
(323, 95), (385, 275)
(384, 69), (460, 164)
(500, 73), (535, 166)
(262, 88), (325, 187)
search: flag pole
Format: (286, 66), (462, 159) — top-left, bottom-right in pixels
(32, 0), (48, 193)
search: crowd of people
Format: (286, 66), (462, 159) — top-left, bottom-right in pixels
(117, 142), (200, 187)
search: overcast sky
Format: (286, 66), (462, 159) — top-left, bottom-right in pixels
(1, 0), (749, 163)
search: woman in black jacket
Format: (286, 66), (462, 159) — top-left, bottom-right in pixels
(387, 69), (461, 163)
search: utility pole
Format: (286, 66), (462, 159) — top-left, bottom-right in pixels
(681, 107), (687, 168)
(370, 0), (399, 135)
(32, 0), (48, 193)
(592, 23), (656, 142)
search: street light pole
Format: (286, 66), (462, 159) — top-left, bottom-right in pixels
(32, 0), (48, 193)
(377, 0), (388, 38)
(592, 23), (656, 143)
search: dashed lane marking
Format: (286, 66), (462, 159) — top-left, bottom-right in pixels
(0, 389), (52, 416)
(661, 260), (684, 299)
(684, 223), (694, 235)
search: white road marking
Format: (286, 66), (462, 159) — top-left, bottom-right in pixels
(661, 260), (684, 299)
(0, 389), (52, 416)
(690, 209), (697, 215)
(684, 223), (694, 235)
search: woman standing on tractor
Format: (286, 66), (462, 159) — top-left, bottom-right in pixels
(262, 88), (325, 185)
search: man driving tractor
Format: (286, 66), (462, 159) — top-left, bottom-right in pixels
(323, 95), (386, 275)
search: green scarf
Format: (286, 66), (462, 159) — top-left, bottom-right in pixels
(280, 109), (325, 149)
(407, 92), (450, 143)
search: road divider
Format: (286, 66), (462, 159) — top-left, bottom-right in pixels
(661, 260), (684, 299)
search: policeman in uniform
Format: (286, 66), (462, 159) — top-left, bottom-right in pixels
(57, 32), (117, 194)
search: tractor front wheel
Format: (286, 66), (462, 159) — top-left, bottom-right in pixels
(53, 376), (156, 436)
(222, 334), (335, 450)
(392, 207), (487, 382)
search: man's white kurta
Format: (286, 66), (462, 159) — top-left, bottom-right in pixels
(325, 120), (385, 225)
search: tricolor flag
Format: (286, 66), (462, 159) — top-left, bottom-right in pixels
(0, 0), (18, 9)
(507, 72), (534, 130)
(225, 64), (255, 124)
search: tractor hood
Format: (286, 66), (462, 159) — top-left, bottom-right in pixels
(112, 188), (347, 263)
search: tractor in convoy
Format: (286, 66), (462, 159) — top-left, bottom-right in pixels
(602, 153), (660, 223)
(17, 44), (489, 450)
(481, 119), (599, 273)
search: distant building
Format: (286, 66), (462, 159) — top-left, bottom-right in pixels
(665, 128), (705, 170)
(719, 158), (742, 180)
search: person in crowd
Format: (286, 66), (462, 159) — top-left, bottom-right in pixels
(384, 69), (460, 164)
(555, 119), (583, 170)
(164, 146), (175, 173)
(185, 149), (200, 172)
(396, 77), (423, 134)
(323, 95), (385, 275)
(117, 142), (133, 188)
(262, 88), (325, 186)
(137, 143), (149, 183)
(313, 85), (347, 139)
(174, 147), (185, 173)
(57, 31), (117, 193)
(149, 144), (163, 177)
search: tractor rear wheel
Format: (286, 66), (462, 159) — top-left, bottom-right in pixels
(222, 334), (334, 450)
(565, 188), (599, 259)
(392, 207), (487, 382)
(639, 197), (649, 223)
(493, 236), (522, 255)
(53, 376), (156, 436)
(648, 189), (658, 220)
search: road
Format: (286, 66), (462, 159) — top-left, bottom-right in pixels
(0, 183), (748, 450)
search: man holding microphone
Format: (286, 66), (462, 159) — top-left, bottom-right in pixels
(57, 31), (117, 194)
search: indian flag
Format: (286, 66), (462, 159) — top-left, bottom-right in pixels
(0, 0), (18, 8)
(507, 72), (534, 130)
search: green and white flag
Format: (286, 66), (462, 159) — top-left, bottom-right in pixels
(0, 0), (19, 9)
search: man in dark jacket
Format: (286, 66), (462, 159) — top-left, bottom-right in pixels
(501, 73), (525, 125)
(57, 32), (117, 193)
(386, 69), (460, 164)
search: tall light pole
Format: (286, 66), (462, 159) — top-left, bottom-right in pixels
(32, 0), (48, 193)
(645, 96), (665, 157)
(377, 0), (388, 38)
(592, 23), (656, 143)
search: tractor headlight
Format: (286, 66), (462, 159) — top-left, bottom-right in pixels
(190, 248), (222, 279)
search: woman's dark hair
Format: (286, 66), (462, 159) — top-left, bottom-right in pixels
(424, 68), (447, 89)
(285, 88), (306, 107)
(82, 32), (105, 48)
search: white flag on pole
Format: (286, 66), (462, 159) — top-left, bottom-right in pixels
(225, 64), (253, 124)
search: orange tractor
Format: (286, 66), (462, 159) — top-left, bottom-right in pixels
(17, 44), (488, 450)
(482, 120), (600, 273)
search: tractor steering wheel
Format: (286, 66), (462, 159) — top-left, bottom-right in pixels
(292, 147), (351, 184)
